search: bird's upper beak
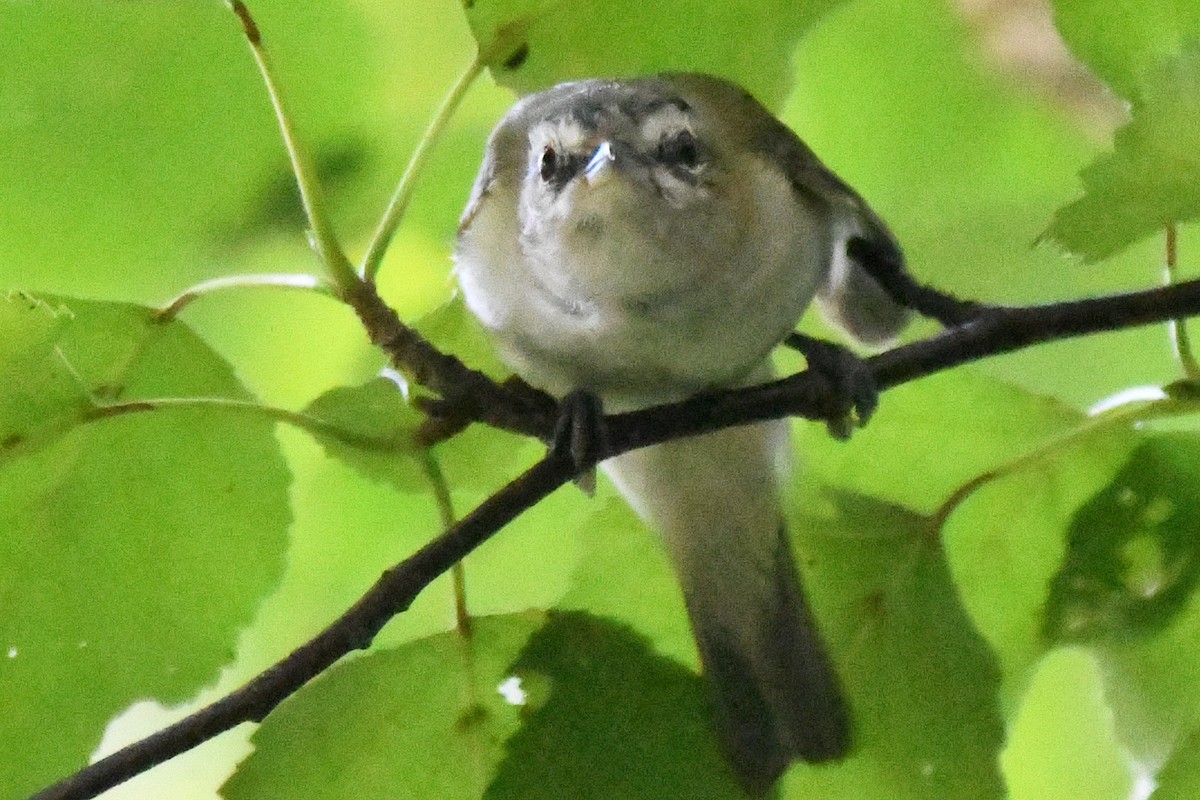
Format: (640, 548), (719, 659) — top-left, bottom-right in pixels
(583, 140), (616, 186)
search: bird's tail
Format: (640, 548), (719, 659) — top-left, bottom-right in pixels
(602, 419), (850, 793)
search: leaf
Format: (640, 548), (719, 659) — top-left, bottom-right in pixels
(0, 292), (91, 451)
(1049, 0), (1199, 100)
(484, 611), (745, 800)
(793, 369), (1087, 514)
(462, 0), (849, 108)
(784, 492), (1006, 799)
(415, 297), (539, 494)
(1022, 436), (1200, 772)
(0, 293), (291, 799)
(1043, 44), (1200, 262)
(1044, 436), (1200, 642)
(221, 613), (543, 800)
(940, 422), (1134, 703)
(1001, 649), (1135, 800)
(560, 482), (1006, 797)
(302, 376), (427, 492)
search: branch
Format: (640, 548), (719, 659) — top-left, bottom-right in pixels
(29, 274), (1200, 800)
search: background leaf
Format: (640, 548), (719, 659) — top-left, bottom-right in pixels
(0, 294), (291, 799)
(222, 613), (542, 800)
(1049, 0), (1200, 101)
(463, 0), (849, 107)
(1044, 44), (1200, 262)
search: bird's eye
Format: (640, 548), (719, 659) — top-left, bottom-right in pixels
(657, 130), (700, 169)
(539, 146), (558, 182)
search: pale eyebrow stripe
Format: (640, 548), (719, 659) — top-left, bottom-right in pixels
(638, 103), (694, 143)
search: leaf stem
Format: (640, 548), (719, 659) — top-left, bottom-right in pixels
(359, 56), (485, 283)
(929, 392), (1198, 532)
(226, 1), (359, 294)
(421, 451), (471, 636)
(154, 273), (334, 321)
(1163, 224), (1200, 380)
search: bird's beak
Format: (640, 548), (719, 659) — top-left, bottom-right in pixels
(584, 140), (616, 185)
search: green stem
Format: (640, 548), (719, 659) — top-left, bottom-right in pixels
(930, 392), (1197, 532)
(421, 452), (471, 636)
(226, 1), (359, 294)
(1164, 225), (1200, 381)
(155, 273), (335, 322)
(1, 395), (412, 468)
(360, 56), (485, 284)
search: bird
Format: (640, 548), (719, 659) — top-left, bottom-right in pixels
(453, 72), (909, 792)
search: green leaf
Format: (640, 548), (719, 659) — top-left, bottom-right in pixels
(1045, 436), (1200, 642)
(302, 376), (427, 492)
(1049, 0), (1199, 100)
(793, 369), (1087, 514)
(0, 293), (291, 799)
(941, 422), (1134, 703)
(415, 297), (539, 494)
(784, 492), (1005, 799)
(0, 292), (92, 451)
(484, 611), (745, 800)
(1001, 649), (1134, 800)
(1026, 436), (1200, 771)
(463, 0), (849, 108)
(1044, 44), (1200, 262)
(561, 482), (1006, 797)
(558, 497), (696, 666)
(222, 613), (543, 800)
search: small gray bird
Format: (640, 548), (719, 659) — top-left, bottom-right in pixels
(454, 73), (909, 791)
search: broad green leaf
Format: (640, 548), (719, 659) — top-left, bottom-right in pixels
(302, 377), (427, 492)
(784, 492), (1005, 799)
(1044, 45), (1200, 262)
(792, 369), (1086, 514)
(1050, 0), (1198, 100)
(558, 497), (696, 666)
(561, 483), (1005, 797)
(1001, 649), (1133, 800)
(1033, 436), (1200, 770)
(1045, 437), (1200, 642)
(0, 292), (91, 451)
(484, 611), (745, 800)
(942, 422), (1134, 704)
(222, 613), (542, 800)
(0, 294), (290, 799)
(463, 0), (848, 107)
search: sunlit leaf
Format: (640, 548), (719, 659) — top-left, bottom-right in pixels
(223, 613), (542, 800)
(0, 294), (290, 798)
(302, 376), (427, 492)
(463, 0), (848, 107)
